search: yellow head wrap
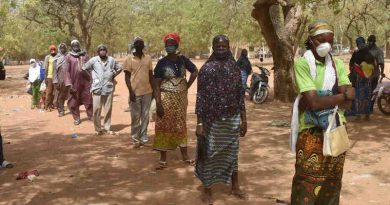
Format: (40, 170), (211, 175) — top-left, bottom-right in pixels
(308, 20), (334, 37)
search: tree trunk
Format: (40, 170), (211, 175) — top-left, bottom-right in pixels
(346, 36), (354, 51)
(252, 1), (304, 102)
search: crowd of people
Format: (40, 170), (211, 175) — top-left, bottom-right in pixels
(0, 19), (387, 205)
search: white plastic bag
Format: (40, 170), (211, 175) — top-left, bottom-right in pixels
(39, 81), (46, 92)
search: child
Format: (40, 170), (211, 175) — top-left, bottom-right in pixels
(28, 59), (41, 109)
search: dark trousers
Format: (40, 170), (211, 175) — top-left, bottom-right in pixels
(0, 130), (4, 163)
(45, 78), (55, 109)
(56, 84), (69, 113)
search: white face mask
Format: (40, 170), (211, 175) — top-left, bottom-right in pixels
(316, 42), (332, 57)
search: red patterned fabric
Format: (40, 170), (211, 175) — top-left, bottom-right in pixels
(163, 32), (180, 44)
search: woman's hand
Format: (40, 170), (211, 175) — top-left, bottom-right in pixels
(156, 102), (165, 118)
(196, 124), (205, 138)
(240, 121), (247, 137)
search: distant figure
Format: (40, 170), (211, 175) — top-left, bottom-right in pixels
(123, 37), (153, 146)
(64, 40), (92, 125)
(367, 35), (386, 109)
(348, 37), (366, 87)
(195, 34), (247, 204)
(28, 59), (41, 109)
(0, 128), (13, 169)
(237, 49), (252, 93)
(347, 36), (377, 120)
(43, 45), (58, 111)
(53, 43), (68, 117)
(83, 44), (122, 135)
(153, 32), (198, 170)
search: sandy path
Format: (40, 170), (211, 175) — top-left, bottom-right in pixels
(0, 58), (389, 205)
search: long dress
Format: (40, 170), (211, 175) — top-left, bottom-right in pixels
(153, 56), (197, 151)
(346, 47), (376, 116)
(292, 55), (352, 205)
(64, 53), (92, 120)
(195, 53), (245, 188)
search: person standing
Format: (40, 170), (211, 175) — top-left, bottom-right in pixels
(153, 32), (198, 169)
(195, 35), (247, 204)
(123, 37), (153, 146)
(28, 59), (41, 109)
(83, 44), (122, 135)
(53, 43), (68, 117)
(43, 45), (58, 111)
(367, 35), (386, 107)
(346, 37), (376, 120)
(236, 49), (252, 94)
(290, 20), (355, 205)
(64, 40), (92, 125)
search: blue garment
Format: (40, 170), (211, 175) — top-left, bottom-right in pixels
(346, 76), (372, 116)
(241, 70), (248, 93)
(304, 90), (336, 130)
(39, 64), (45, 81)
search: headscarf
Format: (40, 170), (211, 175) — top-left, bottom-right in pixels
(133, 36), (144, 44)
(55, 43), (68, 69)
(69, 40), (86, 57)
(207, 34), (234, 62)
(57, 43), (67, 55)
(97, 44), (107, 52)
(163, 32), (180, 44)
(28, 59), (40, 83)
(356, 36), (365, 45)
(49, 45), (57, 52)
(308, 20), (334, 37)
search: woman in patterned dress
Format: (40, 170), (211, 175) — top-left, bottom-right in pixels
(195, 35), (247, 204)
(153, 32), (198, 169)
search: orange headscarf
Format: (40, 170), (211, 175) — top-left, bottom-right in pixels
(163, 32), (180, 44)
(49, 45), (57, 52)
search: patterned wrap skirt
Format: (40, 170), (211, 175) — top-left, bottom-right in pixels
(195, 114), (241, 188)
(291, 128), (346, 205)
(153, 90), (188, 151)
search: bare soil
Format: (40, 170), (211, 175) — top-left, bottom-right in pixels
(0, 58), (389, 205)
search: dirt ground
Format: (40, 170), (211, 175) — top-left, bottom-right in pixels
(0, 58), (389, 205)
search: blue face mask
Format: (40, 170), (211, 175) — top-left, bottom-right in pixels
(165, 46), (177, 54)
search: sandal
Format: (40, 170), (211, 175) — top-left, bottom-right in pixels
(74, 119), (81, 125)
(155, 161), (167, 170)
(231, 189), (248, 200)
(183, 159), (195, 166)
(201, 194), (214, 205)
(1, 161), (13, 169)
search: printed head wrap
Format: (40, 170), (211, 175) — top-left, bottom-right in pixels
(308, 20), (334, 37)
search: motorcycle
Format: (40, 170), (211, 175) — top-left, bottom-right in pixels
(372, 76), (390, 115)
(248, 65), (270, 104)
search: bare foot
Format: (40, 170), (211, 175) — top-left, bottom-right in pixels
(231, 188), (248, 200)
(202, 188), (213, 205)
(183, 159), (195, 166)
